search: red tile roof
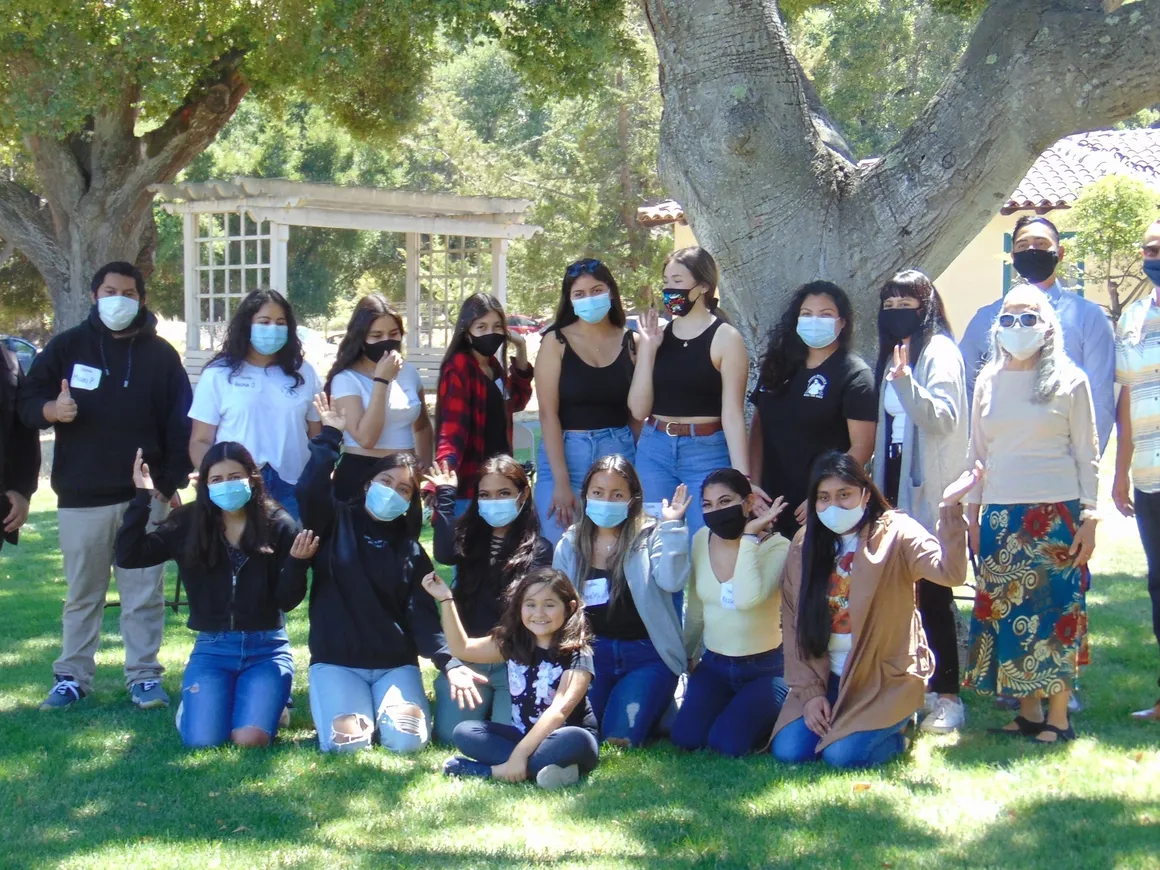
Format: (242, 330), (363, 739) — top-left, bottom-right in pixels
(638, 129), (1160, 225)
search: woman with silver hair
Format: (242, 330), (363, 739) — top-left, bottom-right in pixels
(962, 285), (1099, 743)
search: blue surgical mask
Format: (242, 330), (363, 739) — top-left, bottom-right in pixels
(208, 479), (252, 512)
(250, 323), (289, 355)
(585, 498), (630, 529)
(97, 295), (140, 331)
(573, 294), (612, 324)
(796, 315), (838, 349)
(1144, 259), (1160, 287)
(478, 497), (523, 528)
(365, 482), (410, 522)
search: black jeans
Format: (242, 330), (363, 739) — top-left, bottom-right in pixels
(1134, 489), (1160, 681)
(885, 445), (960, 695)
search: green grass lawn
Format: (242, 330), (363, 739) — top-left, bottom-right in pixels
(2, 487), (1159, 870)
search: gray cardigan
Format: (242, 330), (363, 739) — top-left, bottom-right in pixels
(553, 519), (690, 677)
(872, 333), (969, 531)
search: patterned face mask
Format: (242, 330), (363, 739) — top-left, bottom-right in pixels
(662, 288), (694, 318)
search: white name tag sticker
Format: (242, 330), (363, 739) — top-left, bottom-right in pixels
(231, 376), (258, 390)
(583, 576), (610, 608)
(720, 582), (736, 610)
(70, 364), (102, 391)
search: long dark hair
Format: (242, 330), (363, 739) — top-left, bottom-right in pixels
(573, 455), (652, 614)
(874, 270), (954, 389)
(186, 442), (278, 568)
(759, 281), (855, 394)
(325, 294), (405, 393)
(453, 455), (543, 609)
(550, 259), (627, 330)
(362, 452), (423, 538)
(666, 247), (721, 313)
(796, 451), (891, 660)
(435, 293), (508, 440)
(208, 289), (305, 386)
(490, 567), (591, 666)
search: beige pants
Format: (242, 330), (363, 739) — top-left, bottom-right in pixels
(54, 499), (169, 693)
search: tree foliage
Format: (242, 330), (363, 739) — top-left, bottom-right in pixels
(1059, 176), (1160, 319)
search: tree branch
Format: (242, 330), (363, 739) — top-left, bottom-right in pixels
(0, 179), (65, 286)
(851, 0), (1160, 281)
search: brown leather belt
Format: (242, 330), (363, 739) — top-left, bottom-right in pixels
(646, 416), (724, 437)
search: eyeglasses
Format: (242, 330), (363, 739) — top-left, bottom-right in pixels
(565, 258), (602, 278)
(998, 312), (1041, 328)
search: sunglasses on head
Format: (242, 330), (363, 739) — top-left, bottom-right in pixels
(998, 312), (1041, 328)
(565, 258), (602, 278)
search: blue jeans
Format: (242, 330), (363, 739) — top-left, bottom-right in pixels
(178, 629), (293, 748)
(309, 662), (430, 753)
(670, 648), (787, 757)
(634, 425), (730, 537)
(535, 426), (637, 544)
(433, 660), (511, 745)
(589, 636), (678, 746)
(452, 720), (599, 776)
(771, 673), (910, 768)
(261, 465), (300, 522)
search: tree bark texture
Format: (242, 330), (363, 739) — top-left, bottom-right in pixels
(641, 0), (1160, 357)
(0, 54), (249, 331)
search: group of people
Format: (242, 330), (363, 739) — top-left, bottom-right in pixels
(2, 210), (1158, 789)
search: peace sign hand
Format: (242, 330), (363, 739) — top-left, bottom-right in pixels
(886, 343), (911, 382)
(744, 496), (787, 537)
(313, 393), (346, 432)
(661, 484), (692, 522)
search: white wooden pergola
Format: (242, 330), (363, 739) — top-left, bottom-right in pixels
(150, 177), (540, 383)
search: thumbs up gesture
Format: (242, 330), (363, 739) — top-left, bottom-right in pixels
(54, 379), (78, 423)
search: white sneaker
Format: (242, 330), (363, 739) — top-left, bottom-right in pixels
(920, 696), (966, 734)
(922, 691), (937, 715)
(535, 764), (580, 790)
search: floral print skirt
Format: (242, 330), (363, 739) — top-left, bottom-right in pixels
(964, 500), (1089, 699)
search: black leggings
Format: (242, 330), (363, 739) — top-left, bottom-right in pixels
(885, 445), (961, 695)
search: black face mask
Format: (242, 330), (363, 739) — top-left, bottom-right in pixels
(469, 332), (506, 358)
(878, 308), (923, 343)
(364, 338), (401, 362)
(1012, 248), (1059, 284)
(703, 504), (747, 540)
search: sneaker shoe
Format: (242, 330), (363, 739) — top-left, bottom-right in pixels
(1130, 700), (1160, 721)
(535, 763), (580, 790)
(130, 680), (170, 710)
(1068, 691), (1082, 713)
(442, 756), (492, 779)
(39, 675), (86, 711)
(922, 691), (937, 716)
(920, 696), (966, 734)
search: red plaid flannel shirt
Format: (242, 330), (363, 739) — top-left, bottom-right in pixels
(434, 350), (533, 499)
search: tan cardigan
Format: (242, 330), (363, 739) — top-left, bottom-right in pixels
(771, 506), (968, 751)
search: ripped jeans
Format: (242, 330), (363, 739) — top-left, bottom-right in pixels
(589, 637), (679, 747)
(308, 662), (430, 753)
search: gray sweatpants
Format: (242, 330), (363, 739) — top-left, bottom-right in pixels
(54, 499), (168, 693)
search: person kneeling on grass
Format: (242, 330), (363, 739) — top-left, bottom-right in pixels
(115, 443), (314, 748)
(424, 567), (599, 789)
(770, 451), (979, 769)
(289, 394), (443, 754)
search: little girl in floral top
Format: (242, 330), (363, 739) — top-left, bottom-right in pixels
(422, 566), (598, 789)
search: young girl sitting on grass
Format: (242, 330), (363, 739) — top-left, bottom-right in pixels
(422, 567), (598, 789)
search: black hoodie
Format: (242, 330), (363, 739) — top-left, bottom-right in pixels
(18, 305), (193, 507)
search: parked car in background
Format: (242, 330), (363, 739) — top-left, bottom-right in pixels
(507, 314), (543, 336)
(0, 335), (38, 374)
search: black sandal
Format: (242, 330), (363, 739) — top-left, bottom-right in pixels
(987, 715), (1046, 736)
(1033, 722), (1075, 743)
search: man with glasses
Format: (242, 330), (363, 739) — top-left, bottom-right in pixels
(960, 214), (1116, 453)
(1111, 218), (1160, 721)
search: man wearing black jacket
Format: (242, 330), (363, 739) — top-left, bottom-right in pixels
(19, 262), (193, 711)
(1, 343), (39, 549)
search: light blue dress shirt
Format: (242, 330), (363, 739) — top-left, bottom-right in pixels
(959, 279), (1115, 453)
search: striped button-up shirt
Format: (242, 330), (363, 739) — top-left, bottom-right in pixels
(1116, 293), (1160, 493)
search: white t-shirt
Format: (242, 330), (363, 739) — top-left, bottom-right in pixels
(883, 382), (908, 445)
(329, 364), (422, 450)
(189, 360), (322, 484)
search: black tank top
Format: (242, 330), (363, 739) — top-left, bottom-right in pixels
(652, 319), (724, 418)
(556, 330), (635, 431)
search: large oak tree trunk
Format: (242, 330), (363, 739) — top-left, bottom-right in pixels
(642, 0), (1160, 357)
(0, 55), (249, 332)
